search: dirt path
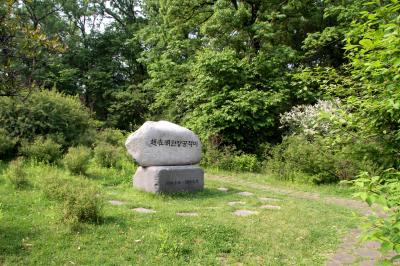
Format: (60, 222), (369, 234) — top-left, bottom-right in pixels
(207, 174), (398, 266)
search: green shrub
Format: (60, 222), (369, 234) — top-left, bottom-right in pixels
(0, 90), (96, 147)
(231, 154), (260, 172)
(5, 158), (29, 189)
(63, 146), (92, 175)
(201, 144), (261, 172)
(265, 135), (381, 184)
(0, 128), (17, 159)
(96, 128), (125, 147)
(20, 136), (62, 163)
(94, 142), (124, 168)
(201, 145), (237, 171)
(63, 185), (103, 224)
(42, 176), (103, 223)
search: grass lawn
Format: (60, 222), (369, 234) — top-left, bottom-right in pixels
(0, 161), (360, 265)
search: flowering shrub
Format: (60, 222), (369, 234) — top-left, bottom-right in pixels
(279, 99), (342, 137)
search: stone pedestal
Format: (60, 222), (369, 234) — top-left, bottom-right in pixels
(133, 165), (204, 193)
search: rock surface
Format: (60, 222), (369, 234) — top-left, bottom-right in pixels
(133, 165), (204, 193)
(133, 207), (156, 213)
(234, 210), (259, 216)
(125, 120), (202, 166)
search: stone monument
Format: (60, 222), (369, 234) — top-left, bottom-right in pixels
(125, 120), (204, 193)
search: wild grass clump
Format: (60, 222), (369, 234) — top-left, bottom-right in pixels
(20, 136), (62, 163)
(42, 175), (103, 224)
(5, 158), (29, 189)
(63, 146), (92, 175)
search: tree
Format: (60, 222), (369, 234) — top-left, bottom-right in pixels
(0, 0), (63, 97)
(140, 0), (348, 151)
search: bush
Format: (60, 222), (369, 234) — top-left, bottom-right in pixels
(0, 128), (17, 159)
(265, 135), (381, 184)
(93, 142), (124, 168)
(201, 144), (261, 172)
(95, 128), (125, 147)
(5, 158), (29, 189)
(0, 89), (96, 148)
(20, 136), (62, 163)
(42, 176), (103, 223)
(63, 185), (103, 224)
(63, 146), (92, 175)
(231, 154), (261, 172)
(201, 145), (237, 171)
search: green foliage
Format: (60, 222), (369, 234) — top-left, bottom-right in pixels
(352, 170), (400, 262)
(201, 145), (238, 171)
(343, 0), (400, 159)
(140, 0), (344, 152)
(20, 137), (62, 163)
(42, 175), (103, 224)
(63, 184), (103, 225)
(0, 90), (96, 148)
(93, 142), (124, 168)
(202, 144), (260, 172)
(95, 128), (125, 147)
(266, 135), (381, 184)
(5, 158), (29, 189)
(0, 1), (64, 96)
(63, 146), (92, 175)
(231, 154), (260, 173)
(0, 129), (17, 159)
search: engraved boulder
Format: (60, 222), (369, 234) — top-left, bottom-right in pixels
(125, 120), (202, 166)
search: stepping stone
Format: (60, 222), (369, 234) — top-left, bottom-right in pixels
(133, 207), (156, 214)
(359, 260), (375, 266)
(176, 212), (199, 217)
(238, 191), (253, 196)
(258, 197), (281, 202)
(259, 205), (281, 210)
(355, 247), (381, 259)
(363, 241), (380, 249)
(217, 187), (229, 192)
(234, 210), (258, 216)
(228, 201), (246, 206)
(330, 252), (356, 264)
(109, 200), (125, 206)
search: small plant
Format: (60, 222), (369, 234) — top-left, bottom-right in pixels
(5, 158), (29, 189)
(158, 227), (189, 258)
(62, 185), (103, 224)
(94, 142), (124, 168)
(231, 154), (260, 172)
(201, 144), (238, 171)
(20, 136), (62, 163)
(63, 146), (92, 175)
(42, 175), (103, 224)
(95, 128), (125, 147)
(0, 128), (17, 159)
